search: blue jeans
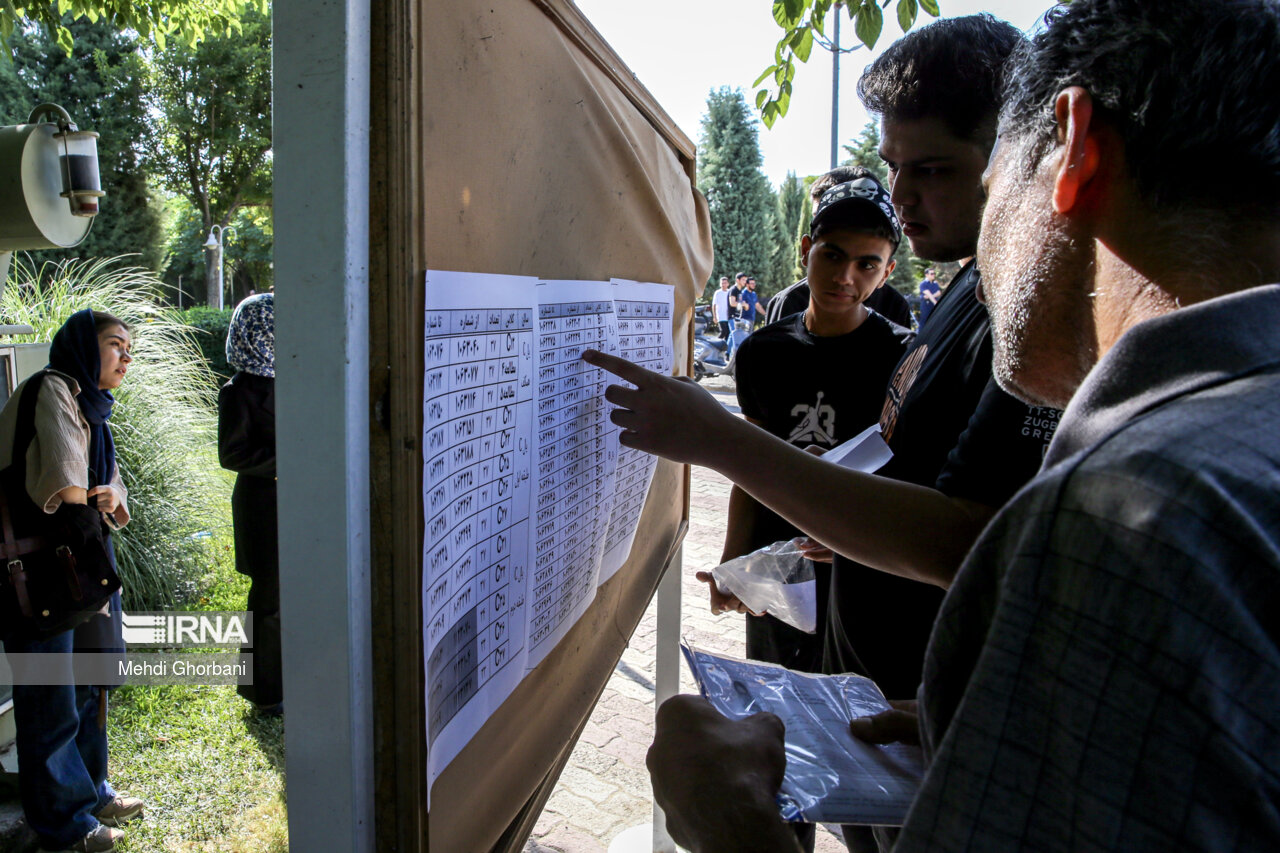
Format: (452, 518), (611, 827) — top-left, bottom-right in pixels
(4, 628), (114, 848)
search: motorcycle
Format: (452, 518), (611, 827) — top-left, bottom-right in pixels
(693, 319), (750, 382)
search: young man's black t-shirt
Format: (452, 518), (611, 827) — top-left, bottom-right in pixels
(734, 310), (911, 673)
(728, 284), (743, 319)
(824, 263), (1062, 696)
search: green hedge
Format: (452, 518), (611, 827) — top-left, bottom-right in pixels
(180, 305), (234, 383)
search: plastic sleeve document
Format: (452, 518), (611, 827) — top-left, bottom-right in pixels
(422, 270), (674, 800)
(683, 644), (924, 826)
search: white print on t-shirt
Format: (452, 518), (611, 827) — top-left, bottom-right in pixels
(789, 391), (837, 446)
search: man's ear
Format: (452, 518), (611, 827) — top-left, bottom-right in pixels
(879, 259), (896, 286)
(1052, 86), (1102, 215)
(799, 234), (813, 268)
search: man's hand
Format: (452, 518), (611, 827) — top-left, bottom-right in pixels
(647, 695), (802, 853)
(695, 571), (761, 616)
(849, 699), (920, 746)
(583, 350), (737, 467)
(795, 538), (834, 564)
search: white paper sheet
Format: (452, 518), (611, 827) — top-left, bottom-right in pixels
(423, 272), (676, 797)
(423, 271), (537, 803)
(821, 423), (893, 473)
(600, 280), (675, 581)
(525, 280), (621, 666)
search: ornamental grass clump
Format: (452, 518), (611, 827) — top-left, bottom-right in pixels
(2, 255), (230, 610)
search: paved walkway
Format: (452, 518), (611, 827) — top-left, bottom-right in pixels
(525, 378), (844, 852)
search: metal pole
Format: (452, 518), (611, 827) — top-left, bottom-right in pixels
(206, 235), (223, 310)
(651, 544), (683, 853)
(831, 8), (840, 169)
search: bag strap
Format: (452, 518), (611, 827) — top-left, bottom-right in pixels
(9, 369), (52, 486)
(1, 370), (55, 616)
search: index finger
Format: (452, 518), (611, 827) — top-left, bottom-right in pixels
(582, 349), (656, 387)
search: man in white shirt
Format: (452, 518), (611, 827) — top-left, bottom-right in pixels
(711, 276), (733, 339)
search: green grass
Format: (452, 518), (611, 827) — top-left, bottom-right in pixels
(104, 529), (289, 852)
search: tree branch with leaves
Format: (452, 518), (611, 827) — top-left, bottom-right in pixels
(1, 0), (260, 56)
(756, 0), (941, 127)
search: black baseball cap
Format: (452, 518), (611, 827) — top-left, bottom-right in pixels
(810, 177), (902, 245)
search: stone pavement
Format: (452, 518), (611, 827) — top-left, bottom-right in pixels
(525, 377), (845, 853)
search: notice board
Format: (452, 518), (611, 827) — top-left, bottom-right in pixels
(365, 0), (714, 848)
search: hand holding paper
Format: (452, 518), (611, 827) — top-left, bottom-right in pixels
(647, 695), (802, 853)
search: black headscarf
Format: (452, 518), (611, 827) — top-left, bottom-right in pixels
(47, 309), (116, 488)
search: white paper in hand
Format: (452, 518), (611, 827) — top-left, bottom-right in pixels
(821, 424), (893, 473)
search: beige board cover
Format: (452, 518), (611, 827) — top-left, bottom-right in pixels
(420, 0), (713, 848)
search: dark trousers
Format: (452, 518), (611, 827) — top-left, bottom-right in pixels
(239, 568), (283, 707)
(5, 629), (114, 848)
(718, 320), (731, 339)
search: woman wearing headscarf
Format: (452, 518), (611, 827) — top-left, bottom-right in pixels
(0, 309), (144, 853)
(218, 293), (280, 715)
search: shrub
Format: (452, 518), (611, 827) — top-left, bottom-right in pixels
(179, 304), (234, 384)
(2, 256), (232, 609)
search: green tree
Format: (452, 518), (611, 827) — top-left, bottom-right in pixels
(2, 0), (254, 57)
(161, 200), (273, 306)
(842, 120), (888, 186)
(767, 171), (806, 292)
(697, 88), (775, 297)
(0, 19), (163, 268)
(143, 4), (271, 304)
(757, 0), (942, 127)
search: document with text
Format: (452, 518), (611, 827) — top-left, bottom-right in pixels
(423, 270), (674, 800)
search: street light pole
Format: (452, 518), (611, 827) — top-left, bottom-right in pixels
(831, 6), (841, 169)
(203, 224), (237, 310)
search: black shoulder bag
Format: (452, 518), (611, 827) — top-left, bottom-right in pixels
(0, 370), (120, 642)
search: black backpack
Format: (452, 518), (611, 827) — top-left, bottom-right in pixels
(0, 370), (120, 641)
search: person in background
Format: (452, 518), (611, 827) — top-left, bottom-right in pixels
(765, 169), (915, 329)
(711, 276), (732, 339)
(917, 268), (940, 325)
(729, 272), (745, 321)
(218, 293), (281, 716)
(0, 309), (143, 853)
(719, 172), (912, 674)
(739, 276), (763, 328)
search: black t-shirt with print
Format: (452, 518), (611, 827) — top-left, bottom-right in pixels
(825, 262), (1061, 696)
(734, 310), (911, 672)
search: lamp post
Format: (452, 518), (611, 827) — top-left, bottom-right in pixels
(202, 224), (236, 310)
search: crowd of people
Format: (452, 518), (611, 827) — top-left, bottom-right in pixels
(586, 0), (1280, 850)
(1, 1), (1276, 851)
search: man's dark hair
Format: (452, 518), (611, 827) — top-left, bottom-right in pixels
(857, 14), (1024, 146)
(735, 272), (747, 280)
(809, 165), (870, 203)
(1001, 0), (1280, 214)
(810, 165), (899, 251)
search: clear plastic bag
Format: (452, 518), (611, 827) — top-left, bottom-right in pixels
(682, 643), (925, 826)
(710, 537), (817, 633)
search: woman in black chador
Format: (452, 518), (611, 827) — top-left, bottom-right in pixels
(218, 294), (281, 715)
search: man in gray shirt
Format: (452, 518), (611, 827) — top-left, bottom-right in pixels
(627, 0), (1280, 849)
